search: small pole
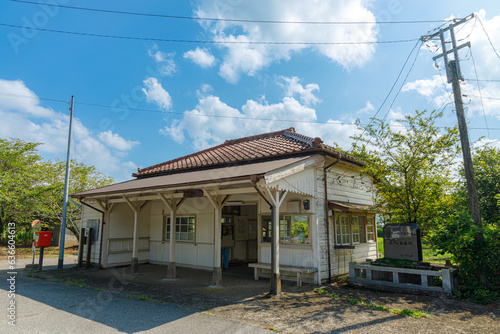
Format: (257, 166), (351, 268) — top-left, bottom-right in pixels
(38, 247), (44, 270)
(58, 96), (74, 269)
(32, 242), (35, 265)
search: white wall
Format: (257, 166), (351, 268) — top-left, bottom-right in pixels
(148, 197), (216, 268)
(103, 201), (151, 266)
(316, 162), (378, 282)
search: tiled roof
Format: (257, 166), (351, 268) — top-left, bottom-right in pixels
(134, 128), (343, 178)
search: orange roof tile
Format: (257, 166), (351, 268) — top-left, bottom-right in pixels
(134, 127), (347, 178)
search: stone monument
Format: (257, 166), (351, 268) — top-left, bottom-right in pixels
(383, 223), (422, 261)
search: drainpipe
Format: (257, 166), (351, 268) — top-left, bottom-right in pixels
(324, 153), (342, 283)
(251, 175), (276, 293)
(80, 200), (105, 269)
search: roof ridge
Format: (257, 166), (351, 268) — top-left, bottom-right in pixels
(224, 127), (295, 145)
(283, 129), (324, 148)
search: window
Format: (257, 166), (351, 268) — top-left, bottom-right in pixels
(335, 216), (350, 245)
(261, 215), (272, 242)
(164, 216), (195, 241)
(366, 217), (375, 242)
(352, 217), (360, 244)
(261, 214), (310, 244)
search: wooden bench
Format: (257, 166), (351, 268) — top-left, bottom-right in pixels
(248, 263), (317, 287)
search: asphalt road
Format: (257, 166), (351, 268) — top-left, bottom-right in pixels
(0, 266), (270, 334)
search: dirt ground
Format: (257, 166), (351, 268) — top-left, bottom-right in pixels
(28, 263), (499, 333)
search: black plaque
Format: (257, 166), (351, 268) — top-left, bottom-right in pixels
(383, 223), (422, 261)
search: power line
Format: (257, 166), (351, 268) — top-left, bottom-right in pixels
(467, 95), (500, 100)
(465, 78), (500, 82)
(0, 92), (68, 104)
(381, 40), (422, 122)
(476, 16), (500, 60)
(1, 91), (498, 130)
(333, 40), (423, 178)
(470, 48), (490, 138)
(11, 0), (451, 25)
(356, 40), (422, 138)
(0, 23), (418, 45)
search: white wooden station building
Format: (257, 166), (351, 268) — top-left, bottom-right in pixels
(73, 128), (379, 288)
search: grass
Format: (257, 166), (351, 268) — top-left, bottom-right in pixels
(314, 288), (430, 319)
(125, 294), (159, 302)
(0, 245), (79, 260)
(65, 279), (87, 288)
(377, 237), (452, 264)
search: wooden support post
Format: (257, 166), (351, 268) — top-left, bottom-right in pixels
(123, 196), (139, 273)
(159, 193), (185, 280)
(264, 187), (287, 297)
(204, 190), (230, 287)
(213, 205), (222, 285)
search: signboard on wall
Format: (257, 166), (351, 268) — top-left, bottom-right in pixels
(383, 223), (422, 261)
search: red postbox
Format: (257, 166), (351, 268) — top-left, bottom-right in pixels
(34, 231), (52, 247)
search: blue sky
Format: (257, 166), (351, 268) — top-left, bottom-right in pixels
(1, 0), (500, 181)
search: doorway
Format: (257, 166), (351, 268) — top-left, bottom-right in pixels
(221, 204), (258, 276)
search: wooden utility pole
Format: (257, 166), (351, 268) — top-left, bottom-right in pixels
(448, 60), (482, 228)
(421, 14), (482, 229)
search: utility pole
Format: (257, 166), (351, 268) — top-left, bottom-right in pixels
(421, 14), (482, 229)
(58, 96), (74, 269)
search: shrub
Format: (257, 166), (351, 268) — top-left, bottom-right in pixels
(430, 212), (500, 304)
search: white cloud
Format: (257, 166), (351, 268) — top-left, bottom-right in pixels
(194, 0), (378, 82)
(148, 47), (167, 63)
(158, 59), (177, 76)
(281, 76), (321, 106)
(142, 77), (173, 111)
(473, 137), (500, 150)
(357, 101), (375, 114)
(0, 79), (139, 181)
(98, 131), (140, 151)
(0, 79), (57, 118)
(160, 80), (360, 151)
(183, 47), (216, 68)
(196, 83), (214, 98)
(147, 44), (177, 76)
(403, 75), (445, 97)
(217, 35), (269, 83)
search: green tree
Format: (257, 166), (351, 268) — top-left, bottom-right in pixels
(430, 145), (500, 300)
(0, 138), (113, 243)
(0, 138), (44, 236)
(348, 110), (459, 232)
(458, 146), (500, 226)
(34, 160), (114, 241)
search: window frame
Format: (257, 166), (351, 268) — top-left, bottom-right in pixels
(351, 216), (360, 244)
(260, 214), (311, 245)
(366, 216), (375, 242)
(335, 215), (351, 245)
(163, 215), (196, 242)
